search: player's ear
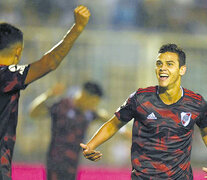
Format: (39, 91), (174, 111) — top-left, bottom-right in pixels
(15, 46), (22, 58)
(179, 65), (186, 76)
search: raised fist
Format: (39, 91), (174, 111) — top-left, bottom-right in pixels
(74, 5), (90, 32)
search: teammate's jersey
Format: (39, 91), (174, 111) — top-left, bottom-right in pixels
(115, 86), (207, 180)
(47, 98), (97, 179)
(0, 64), (30, 179)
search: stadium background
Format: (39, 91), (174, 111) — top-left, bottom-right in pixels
(1, 0), (207, 179)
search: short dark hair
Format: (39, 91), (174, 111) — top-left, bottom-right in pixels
(0, 23), (23, 50)
(83, 81), (103, 97)
(158, 43), (186, 67)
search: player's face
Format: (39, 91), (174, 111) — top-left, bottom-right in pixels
(155, 52), (186, 89)
(78, 90), (100, 111)
(86, 95), (100, 111)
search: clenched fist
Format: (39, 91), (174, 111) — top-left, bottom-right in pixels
(74, 5), (90, 32)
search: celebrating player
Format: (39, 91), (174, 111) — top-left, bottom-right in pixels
(0, 5), (90, 180)
(81, 44), (207, 179)
(29, 81), (104, 180)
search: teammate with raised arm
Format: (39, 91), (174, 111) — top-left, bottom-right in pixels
(29, 81), (104, 180)
(81, 44), (207, 179)
(0, 5), (90, 180)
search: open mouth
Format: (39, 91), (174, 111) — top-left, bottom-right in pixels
(159, 73), (169, 81)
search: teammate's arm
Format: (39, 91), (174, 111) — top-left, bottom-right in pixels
(24, 5), (90, 85)
(29, 83), (65, 118)
(80, 115), (127, 161)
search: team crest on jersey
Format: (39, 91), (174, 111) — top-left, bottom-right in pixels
(180, 112), (191, 127)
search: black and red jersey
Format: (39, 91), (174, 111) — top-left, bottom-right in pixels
(47, 98), (97, 179)
(115, 86), (207, 180)
(0, 64), (30, 179)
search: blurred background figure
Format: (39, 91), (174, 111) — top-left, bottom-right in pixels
(29, 82), (106, 180)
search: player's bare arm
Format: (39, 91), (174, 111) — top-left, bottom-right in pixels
(80, 115), (127, 161)
(25, 5), (90, 85)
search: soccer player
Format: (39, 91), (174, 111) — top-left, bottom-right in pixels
(29, 81), (104, 180)
(0, 5), (90, 180)
(80, 44), (207, 179)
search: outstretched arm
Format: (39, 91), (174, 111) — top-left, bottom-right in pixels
(80, 115), (127, 161)
(25, 5), (90, 85)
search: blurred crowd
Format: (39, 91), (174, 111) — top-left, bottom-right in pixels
(1, 0), (207, 33)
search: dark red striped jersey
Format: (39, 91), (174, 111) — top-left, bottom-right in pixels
(115, 86), (207, 180)
(47, 98), (97, 179)
(0, 64), (30, 179)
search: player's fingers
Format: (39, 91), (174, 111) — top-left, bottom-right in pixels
(87, 154), (102, 162)
(78, 8), (90, 17)
(84, 150), (100, 157)
(82, 149), (95, 156)
(81, 10), (90, 15)
(84, 151), (101, 159)
(94, 156), (102, 162)
(89, 154), (102, 162)
(203, 167), (207, 172)
(78, 7), (89, 13)
(82, 11), (91, 18)
(74, 5), (85, 12)
(88, 157), (102, 162)
(74, 7), (80, 14)
(203, 167), (207, 178)
(74, 7), (84, 15)
(80, 143), (87, 150)
(82, 151), (95, 157)
(75, 6), (88, 14)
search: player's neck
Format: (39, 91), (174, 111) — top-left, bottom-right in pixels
(73, 97), (87, 112)
(158, 85), (182, 105)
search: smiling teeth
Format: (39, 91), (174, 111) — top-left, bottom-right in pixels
(160, 74), (168, 77)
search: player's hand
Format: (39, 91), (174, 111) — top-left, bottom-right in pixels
(47, 83), (66, 97)
(203, 167), (207, 178)
(80, 143), (102, 162)
(74, 5), (90, 32)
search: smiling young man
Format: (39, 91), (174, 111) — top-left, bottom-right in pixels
(0, 5), (90, 180)
(80, 44), (207, 179)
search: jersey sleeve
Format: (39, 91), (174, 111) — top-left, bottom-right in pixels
(196, 98), (207, 129)
(0, 64), (30, 93)
(115, 91), (137, 122)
